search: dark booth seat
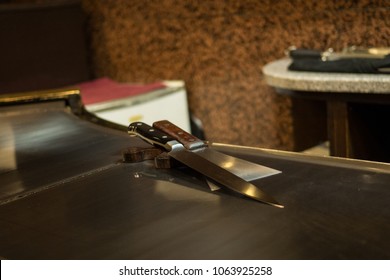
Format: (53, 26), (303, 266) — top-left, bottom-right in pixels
(0, 1), (91, 94)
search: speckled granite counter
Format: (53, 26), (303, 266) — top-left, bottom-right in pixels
(263, 58), (390, 163)
(263, 58), (390, 94)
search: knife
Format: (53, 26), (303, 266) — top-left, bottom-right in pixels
(153, 120), (281, 184)
(128, 122), (283, 208)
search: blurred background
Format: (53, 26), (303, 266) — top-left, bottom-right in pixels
(1, 0), (389, 152)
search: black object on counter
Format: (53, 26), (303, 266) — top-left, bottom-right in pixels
(289, 55), (390, 74)
(287, 47), (390, 74)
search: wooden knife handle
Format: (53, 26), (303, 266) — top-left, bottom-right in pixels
(153, 120), (206, 150)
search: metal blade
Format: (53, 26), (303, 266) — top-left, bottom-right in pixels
(194, 147), (281, 181)
(198, 148), (280, 191)
(169, 149), (284, 208)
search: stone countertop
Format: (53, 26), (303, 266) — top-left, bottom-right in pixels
(263, 58), (390, 94)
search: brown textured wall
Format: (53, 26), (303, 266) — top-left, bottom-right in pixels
(80, 0), (390, 150)
(8, 0), (390, 150)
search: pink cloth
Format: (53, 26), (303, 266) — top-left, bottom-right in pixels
(77, 77), (166, 105)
